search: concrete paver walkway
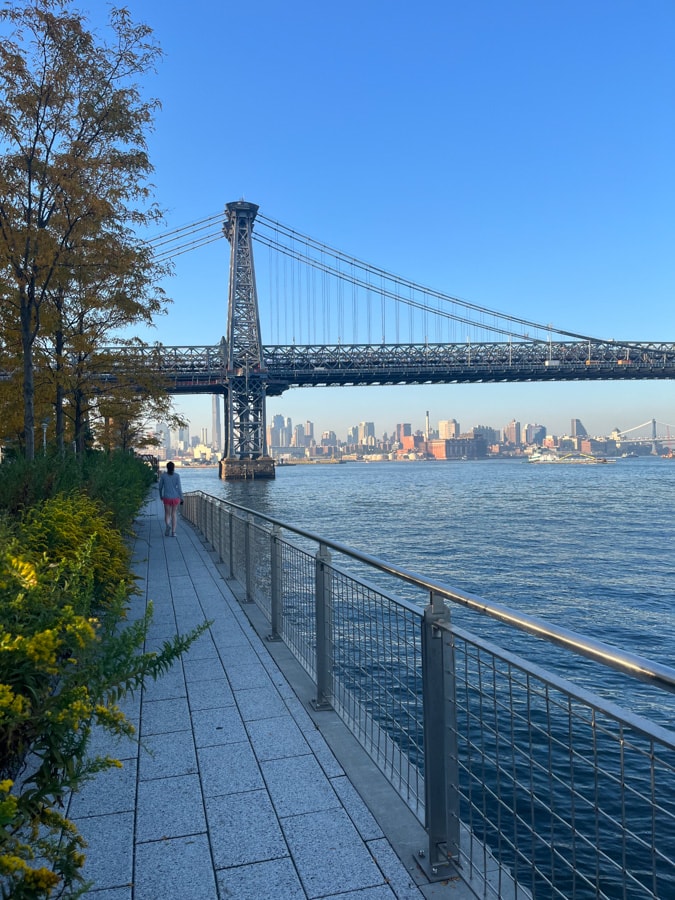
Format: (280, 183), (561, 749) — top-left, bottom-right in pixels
(69, 494), (468, 899)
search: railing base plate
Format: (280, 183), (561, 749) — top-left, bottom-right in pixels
(414, 850), (458, 884)
(309, 698), (332, 711)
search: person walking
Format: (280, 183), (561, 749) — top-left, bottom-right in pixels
(158, 461), (183, 536)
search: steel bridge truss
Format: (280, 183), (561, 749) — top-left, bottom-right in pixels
(111, 339), (675, 396)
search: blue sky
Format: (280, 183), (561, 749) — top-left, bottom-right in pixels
(106, 1), (674, 439)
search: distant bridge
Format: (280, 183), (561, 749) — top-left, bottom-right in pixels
(615, 419), (675, 444)
(101, 202), (675, 477)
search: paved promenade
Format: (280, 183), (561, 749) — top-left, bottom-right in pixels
(69, 493), (472, 899)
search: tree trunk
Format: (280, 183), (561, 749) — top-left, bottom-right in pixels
(54, 325), (65, 454)
(73, 385), (85, 454)
(20, 289), (35, 461)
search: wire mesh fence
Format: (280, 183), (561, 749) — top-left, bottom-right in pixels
(183, 491), (675, 899)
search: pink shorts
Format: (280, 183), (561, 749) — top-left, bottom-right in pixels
(162, 498), (181, 507)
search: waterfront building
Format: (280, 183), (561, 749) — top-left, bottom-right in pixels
(503, 419), (521, 446)
(472, 425), (500, 445)
(439, 418), (460, 439)
(580, 437), (613, 456)
(427, 437), (487, 459)
(191, 442), (213, 462)
(268, 414), (292, 448)
(177, 426), (190, 452)
(358, 421), (376, 446)
(400, 433), (425, 454)
(525, 423), (547, 445)
(155, 423), (171, 457)
(321, 430), (338, 450)
(571, 418), (588, 438)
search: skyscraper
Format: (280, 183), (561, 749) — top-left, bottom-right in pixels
(177, 426), (190, 451)
(358, 422), (376, 446)
(395, 423), (412, 443)
(525, 423), (547, 445)
(292, 424), (306, 447)
(503, 419), (521, 446)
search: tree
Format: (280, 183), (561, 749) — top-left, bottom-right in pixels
(0, 0), (168, 459)
(40, 234), (170, 453)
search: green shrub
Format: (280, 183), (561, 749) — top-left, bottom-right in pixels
(19, 493), (133, 608)
(0, 465), (205, 897)
(80, 452), (156, 532)
(0, 451), (155, 533)
(0, 455), (84, 519)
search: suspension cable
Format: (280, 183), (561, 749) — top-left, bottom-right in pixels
(255, 213), (600, 343)
(144, 210), (610, 344)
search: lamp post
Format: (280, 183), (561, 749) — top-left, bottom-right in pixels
(41, 418), (50, 455)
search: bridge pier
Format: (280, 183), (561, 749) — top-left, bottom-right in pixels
(219, 457), (275, 480)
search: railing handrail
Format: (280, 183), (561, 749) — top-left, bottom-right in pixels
(186, 489), (675, 697)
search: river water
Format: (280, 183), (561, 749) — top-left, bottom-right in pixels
(176, 456), (675, 896)
(177, 456), (675, 721)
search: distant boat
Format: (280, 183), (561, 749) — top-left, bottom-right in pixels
(527, 450), (559, 463)
(528, 451), (615, 465)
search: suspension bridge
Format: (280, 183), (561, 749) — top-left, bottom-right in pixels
(615, 419), (675, 445)
(106, 201), (675, 479)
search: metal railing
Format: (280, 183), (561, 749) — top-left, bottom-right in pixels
(183, 491), (675, 899)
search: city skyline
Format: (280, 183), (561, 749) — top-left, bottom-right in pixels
(172, 385), (671, 449)
(168, 393), (670, 451)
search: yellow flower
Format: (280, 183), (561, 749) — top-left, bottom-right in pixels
(23, 865), (60, 891)
(64, 616), (97, 648)
(0, 633), (24, 653)
(23, 629), (60, 671)
(0, 684), (28, 717)
(0, 853), (24, 874)
(7, 556), (38, 589)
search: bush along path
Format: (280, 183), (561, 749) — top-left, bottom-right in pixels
(0, 453), (206, 898)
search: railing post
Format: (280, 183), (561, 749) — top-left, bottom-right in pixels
(421, 591), (460, 878)
(227, 509), (235, 579)
(268, 525), (283, 642)
(244, 513), (254, 602)
(312, 542), (333, 710)
(213, 500), (221, 561)
(216, 502), (225, 563)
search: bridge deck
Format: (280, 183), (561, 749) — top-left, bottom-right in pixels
(68, 493), (471, 898)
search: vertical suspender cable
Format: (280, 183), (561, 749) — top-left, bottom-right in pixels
(351, 263), (360, 344)
(321, 260), (329, 344)
(283, 249), (288, 343)
(337, 258), (343, 343)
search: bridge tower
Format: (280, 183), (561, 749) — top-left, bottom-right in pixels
(219, 201), (275, 480)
